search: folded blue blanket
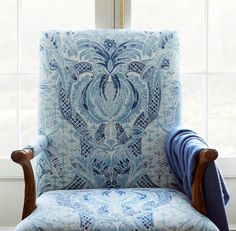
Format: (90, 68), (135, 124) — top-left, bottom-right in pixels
(166, 128), (230, 231)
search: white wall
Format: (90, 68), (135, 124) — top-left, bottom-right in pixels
(0, 179), (23, 227)
(0, 162), (235, 229)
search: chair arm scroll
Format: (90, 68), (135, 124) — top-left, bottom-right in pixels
(11, 148), (36, 220)
(192, 148), (218, 215)
(11, 135), (48, 220)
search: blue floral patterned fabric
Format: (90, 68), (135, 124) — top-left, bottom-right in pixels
(15, 188), (218, 231)
(37, 30), (182, 195)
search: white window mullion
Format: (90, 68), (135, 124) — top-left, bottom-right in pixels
(95, 0), (115, 29)
(203, 0), (209, 142)
(114, 0), (131, 29)
(124, 0), (131, 28)
(114, 0), (120, 29)
(16, 0), (21, 149)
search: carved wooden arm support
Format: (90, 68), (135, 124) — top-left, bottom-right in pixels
(11, 135), (48, 219)
(192, 148), (218, 215)
(11, 148), (36, 220)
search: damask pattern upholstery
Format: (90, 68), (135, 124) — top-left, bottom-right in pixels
(37, 30), (181, 195)
(15, 188), (218, 231)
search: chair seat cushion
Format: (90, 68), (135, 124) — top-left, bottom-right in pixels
(15, 188), (218, 231)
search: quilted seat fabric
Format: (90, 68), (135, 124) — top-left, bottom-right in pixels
(14, 188), (218, 231)
(37, 30), (182, 195)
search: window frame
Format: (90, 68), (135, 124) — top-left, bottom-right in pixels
(1, 0), (235, 178)
(0, 0), (115, 177)
(123, 0), (236, 176)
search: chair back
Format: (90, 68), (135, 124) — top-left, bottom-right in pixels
(37, 30), (181, 195)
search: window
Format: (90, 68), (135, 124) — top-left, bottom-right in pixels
(127, 0), (236, 156)
(1, 0), (235, 160)
(0, 0), (115, 158)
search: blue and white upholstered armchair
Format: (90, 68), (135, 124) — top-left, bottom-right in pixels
(11, 30), (228, 231)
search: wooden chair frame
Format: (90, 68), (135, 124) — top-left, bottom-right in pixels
(11, 148), (218, 220)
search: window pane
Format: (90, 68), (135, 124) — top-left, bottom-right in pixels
(182, 74), (204, 137)
(209, 0), (236, 72)
(20, 0), (95, 73)
(20, 74), (37, 146)
(0, 75), (17, 156)
(0, 0), (17, 73)
(130, 0), (205, 73)
(208, 75), (236, 156)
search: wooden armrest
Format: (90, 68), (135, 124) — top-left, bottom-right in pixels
(191, 148), (218, 215)
(11, 149), (36, 220)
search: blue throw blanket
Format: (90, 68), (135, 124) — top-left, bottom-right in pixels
(166, 128), (230, 231)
